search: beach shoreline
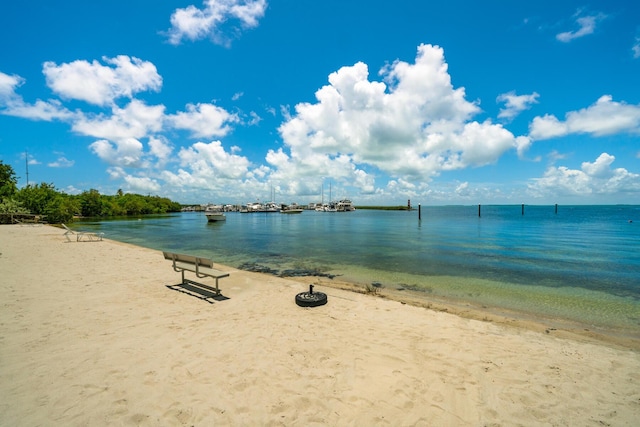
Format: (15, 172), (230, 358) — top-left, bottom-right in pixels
(287, 273), (640, 352)
(2, 224), (639, 425)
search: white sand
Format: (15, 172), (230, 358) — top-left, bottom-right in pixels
(1, 224), (639, 426)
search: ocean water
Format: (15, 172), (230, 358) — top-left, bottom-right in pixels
(79, 205), (640, 335)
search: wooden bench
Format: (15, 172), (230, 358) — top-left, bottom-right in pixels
(163, 252), (230, 296)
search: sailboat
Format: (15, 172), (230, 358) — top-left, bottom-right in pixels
(316, 181), (337, 212)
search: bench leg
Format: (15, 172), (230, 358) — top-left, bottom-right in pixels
(176, 269), (222, 296)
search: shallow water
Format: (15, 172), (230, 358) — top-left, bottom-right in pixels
(80, 205), (640, 334)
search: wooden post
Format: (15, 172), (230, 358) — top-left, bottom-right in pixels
(521, 204), (524, 215)
(478, 204), (481, 218)
(555, 204), (558, 214)
(418, 204), (421, 220)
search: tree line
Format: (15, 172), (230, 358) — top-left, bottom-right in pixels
(0, 161), (182, 224)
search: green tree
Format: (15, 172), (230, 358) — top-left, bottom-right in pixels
(0, 198), (28, 214)
(15, 183), (60, 215)
(44, 195), (79, 224)
(9, 178), (181, 222)
(0, 161), (18, 201)
(80, 189), (103, 217)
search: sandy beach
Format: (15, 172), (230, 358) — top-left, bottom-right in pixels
(1, 224), (639, 426)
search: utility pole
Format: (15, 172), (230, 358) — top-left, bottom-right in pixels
(25, 150), (29, 186)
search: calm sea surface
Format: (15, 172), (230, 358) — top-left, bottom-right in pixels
(79, 205), (640, 335)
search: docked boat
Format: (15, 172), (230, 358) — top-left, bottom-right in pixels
(263, 202), (280, 213)
(281, 204), (304, 214)
(337, 199), (356, 212)
(205, 205), (226, 222)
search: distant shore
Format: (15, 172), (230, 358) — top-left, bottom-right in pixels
(355, 205), (412, 210)
(1, 224), (639, 425)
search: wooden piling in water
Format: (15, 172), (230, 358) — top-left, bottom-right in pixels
(555, 204), (558, 214)
(478, 204), (481, 218)
(522, 204), (525, 215)
(418, 204), (421, 220)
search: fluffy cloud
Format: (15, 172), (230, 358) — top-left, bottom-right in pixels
(0, 72), (75, 121)
(89, 138), (146, 168)
(72, 100), (165, 140)
(167, 0), (267, 45)
(496, 91), (539, 121)
(0, 56), (242, 182)
(167, 103), (239, 138)
(274, 44), (520, 193)
(529, 95), (640, 140)
(529, 153), (640, 197)
(48, 156), (75, 168)
(178, 140), (251, 180)
(123, 175), (162, 193)
(556, 10), (606, 43)
(158, 140), (272, 200)
(0, 71), (23, 101)
(2, 99), (75, 122)
(43, 56), (162, 106)
(148, 136), (173, 165)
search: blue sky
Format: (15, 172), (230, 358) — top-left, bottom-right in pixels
(1, 0), (639, 205)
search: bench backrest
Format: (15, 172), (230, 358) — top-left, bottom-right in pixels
(163, 251), (215, 268)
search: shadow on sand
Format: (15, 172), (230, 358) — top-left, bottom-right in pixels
(166, 282), (230, 304)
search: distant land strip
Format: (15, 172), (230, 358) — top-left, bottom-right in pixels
(356, 206), (412, 210)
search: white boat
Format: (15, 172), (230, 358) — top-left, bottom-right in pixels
(205, 205), (226, 221)
(263, 202), (280, 212)
(281, 205), (304, 214)
(337, 199), (356, 212)
(315, 182), (340, 212)
(205, 211), (226, 221)
(246, 202), (264, 212)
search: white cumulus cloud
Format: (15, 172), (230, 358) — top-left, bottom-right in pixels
(529, 153), (640, 198)
(123, 175), (162, 193)
(496, 91), (539, 121)
(43, 56), (162, 106)
(73, 100), (165, 140)
(167, 0), (267, 46)
(168, 103), (239, 138)
(0, 71), (24, 101)
(529, 95), (640, 140)
(148, 136), (173, 165)
(2, 98), (75, 122)
(0, 71), (75, 121)
(89, 138), (145, 168)
(273, 44), (520, 194)
(178, 140), (251, 180)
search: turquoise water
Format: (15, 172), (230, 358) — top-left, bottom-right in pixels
(80, 205), (640, 334)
